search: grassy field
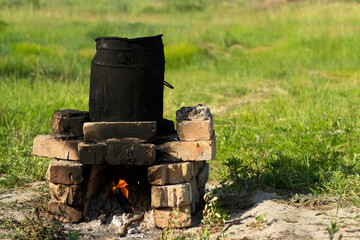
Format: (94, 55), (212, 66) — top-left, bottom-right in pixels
(1, 0), (360, 204)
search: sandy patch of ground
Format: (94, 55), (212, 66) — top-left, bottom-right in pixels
(220, 190), (360, 239)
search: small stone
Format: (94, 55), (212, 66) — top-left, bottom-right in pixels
(83, 121), (156, 142)
(48, 199), (84, 223)
(128, 227), (138, 234)
(46, 159), (87, 184)
(155, 136), (216, 161)
(33, 134), (80, 160)
(151, 183), (192, 208)
(154, 205), (191, 229)
(52, 109), (90, 136)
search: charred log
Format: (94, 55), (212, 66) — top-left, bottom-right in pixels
(114, 188), (133, 213)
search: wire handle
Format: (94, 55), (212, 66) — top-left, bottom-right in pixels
(117, 54), (174, 89)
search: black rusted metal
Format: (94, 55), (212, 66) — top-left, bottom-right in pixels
(89, 34), (173, 122)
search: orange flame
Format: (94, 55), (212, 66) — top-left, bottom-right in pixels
(112, 178), (134, 212)
(112, 178), (129, 198)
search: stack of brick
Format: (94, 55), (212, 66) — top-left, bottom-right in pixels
(78, 121), (156, 166)
(33, 110), (90, 222)
(32, 105), (216, 228)
(33, 110), (158, 222)
(149, 104), (215, 228)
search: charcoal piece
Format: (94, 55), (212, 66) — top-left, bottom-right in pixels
(114, 188), (133, 213)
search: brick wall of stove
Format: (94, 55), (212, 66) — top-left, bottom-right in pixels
(33, 105), (215, 228)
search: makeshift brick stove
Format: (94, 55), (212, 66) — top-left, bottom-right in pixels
(32, 105), (216, 228)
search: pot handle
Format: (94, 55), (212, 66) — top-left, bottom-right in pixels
(117, 54), (174, 89)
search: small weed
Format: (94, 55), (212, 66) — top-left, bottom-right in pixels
(246, 212), (268, 229)
(159, 205), (228, 240)
(201, 191), (229, 226)
(67, 230), (81, 240)
(0, 214), (63, 240)
(255, 212), (267, 223)
(328, 218), (343, 240)
(0, 185), (62, 240)
(159, 207), (191, 240)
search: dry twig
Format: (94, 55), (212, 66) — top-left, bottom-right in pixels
(117, 213), (144, 237)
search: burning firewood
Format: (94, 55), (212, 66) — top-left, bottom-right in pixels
(114, 188), (133, 213)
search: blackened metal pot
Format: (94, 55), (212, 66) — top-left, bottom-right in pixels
(89, 34), (172, 122)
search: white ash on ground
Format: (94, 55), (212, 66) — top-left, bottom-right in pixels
(84, 183), (127, 223)
(69, 183), (159, 239)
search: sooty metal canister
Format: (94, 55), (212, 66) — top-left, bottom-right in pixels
(89, 34), (173, 122)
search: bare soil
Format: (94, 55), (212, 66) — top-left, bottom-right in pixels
(1, 182), (359, 239)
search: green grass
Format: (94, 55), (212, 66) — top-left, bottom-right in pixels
(1, 0), (360, 204)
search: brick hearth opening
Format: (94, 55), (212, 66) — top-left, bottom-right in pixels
(33, 105), (216, 228)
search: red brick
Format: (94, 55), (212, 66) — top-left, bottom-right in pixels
(46, 159), (86, 184)
(83, 121), (156, 142)
(78, 142), (106, 165)
(151, 183), (192, 208)
(49, 183), (86, 205)
(155, 136), (216, 161)
(33, 135), (80, 161)
(147, 165), (167, 185)
(154, 205), (191, 229)
(83, 165), (108, 215)
(48, 199), (83, 223)
(177, 120), (213, 141)
(105, 138), (155, 165)
(52, 109), (89, 136)
(148, 162), (194, 185)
